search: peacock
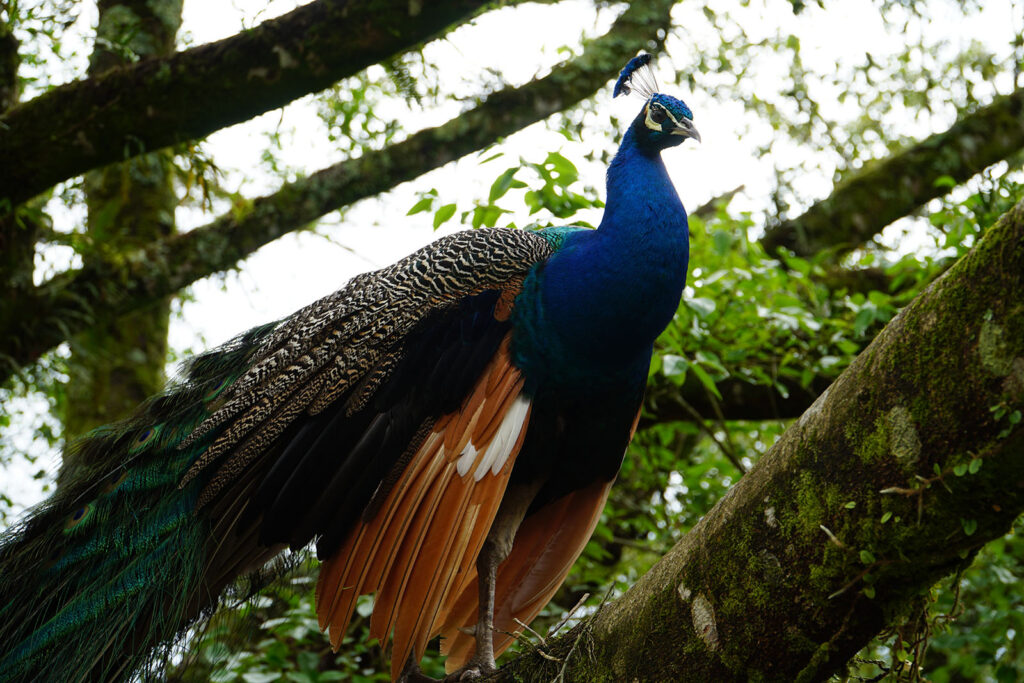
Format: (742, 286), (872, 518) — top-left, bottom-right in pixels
(0, 54), (699, 682)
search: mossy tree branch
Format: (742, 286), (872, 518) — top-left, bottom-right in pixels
(0, 15), (33, 298)
(0, 17), (18, 112)
(496, 199), (1024, 680)
(761, 86), (1024, 258)
(0, 0), (497, 207)
(0, 0), (674, 386)
(62, 0), (183, 459)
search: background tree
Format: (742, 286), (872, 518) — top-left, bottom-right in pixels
(1, 0), (1023, 680)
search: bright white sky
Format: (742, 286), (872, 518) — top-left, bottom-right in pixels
(3, 0), (1020, 512)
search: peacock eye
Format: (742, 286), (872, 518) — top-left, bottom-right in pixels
(649, 106), (668, 125)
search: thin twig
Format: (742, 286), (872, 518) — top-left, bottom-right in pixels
(819, 524), (845, 548)
(676, 397), (747, 473)
(553, 589), (612, 683)
(512, 618), (547, 646)
(549, 592), (590, 637)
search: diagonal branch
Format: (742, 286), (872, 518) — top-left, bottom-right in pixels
(496, 198), (1024, 680)
(761, 86), (1024, 258)
(641, 373), (834, 426)
(0, 0), (496, 207)
(0, 0), (676, 385)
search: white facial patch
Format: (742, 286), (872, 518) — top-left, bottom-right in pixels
(644, 103), (681, 132)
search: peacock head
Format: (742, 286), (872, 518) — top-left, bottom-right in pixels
(614, 54), (700, 152)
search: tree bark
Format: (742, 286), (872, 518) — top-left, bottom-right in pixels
(0, 0), (496, 207)
(761, 86), (1024, 258)
(0, 0), (675, 385)
(63, 0), (182, 453)
(0, 16), (17, 111)
(495, 199), (1024, 681)
(0, 14), (35, 300)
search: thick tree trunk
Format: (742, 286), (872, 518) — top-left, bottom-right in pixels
(496, 199), (1024, 681)
(63, 1), (182, 453)
(0, 17), (34, 300)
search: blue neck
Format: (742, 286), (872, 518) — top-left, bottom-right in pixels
(600, 127), (685, 233)
(513, 127), (690, 389)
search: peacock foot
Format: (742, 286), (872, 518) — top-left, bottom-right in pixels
(443, 656), (498, 681)
(398, 658), (441, 683)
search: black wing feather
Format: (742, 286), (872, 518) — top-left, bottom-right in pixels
(250, 290), (511, 558)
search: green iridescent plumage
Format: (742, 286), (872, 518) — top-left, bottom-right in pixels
(0, 322), (275, 682)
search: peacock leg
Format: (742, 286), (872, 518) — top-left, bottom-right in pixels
(468, 537), (502, 675)
(448, 479), (544, 681)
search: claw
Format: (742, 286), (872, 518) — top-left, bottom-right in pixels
(399, 656), (440, 683)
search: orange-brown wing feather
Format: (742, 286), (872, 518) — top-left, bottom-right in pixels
(438, 477), (615, 672)
(314, 335), (531, 679)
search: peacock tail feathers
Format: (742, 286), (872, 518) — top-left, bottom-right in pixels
(0, 320), (278, 682)
(0, 228), (554, 682)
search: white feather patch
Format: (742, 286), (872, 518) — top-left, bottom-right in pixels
(456, 443), (479, 477)
(473, 394), (531, 482)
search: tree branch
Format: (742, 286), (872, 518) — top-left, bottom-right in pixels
(0, 0), (496, 207)
(0, 0), (675, 384)
(498, 198), (1024, 680)
(642, 373), (834, 426)
(761, 86), (1024, 258)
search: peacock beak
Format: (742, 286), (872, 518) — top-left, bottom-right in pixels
(671, 118), (701, 143)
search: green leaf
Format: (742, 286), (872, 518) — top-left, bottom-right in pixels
(433, 203), (456, 228)
(880, 511), (892, 523)
(712, 229), (733, 255)
(545, 151), (579, 183)
(953, 462), (968, 477)
(407, 196), (434, 216)
(661, 354), (689, 377)
(297, 651), (320, 673)
(844, 501), (856, 509)
(862, 585), (876, 599)
(243, 673), (285, 683)
(859, 549), (876, 564)
(968, 457), (982, 474)
(489, 167), (519, 202)
(784, 254), (811, 275)
(687, 297), (717, 318)
(853, 308), (875, 336)
(961, 518), (978, 536)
